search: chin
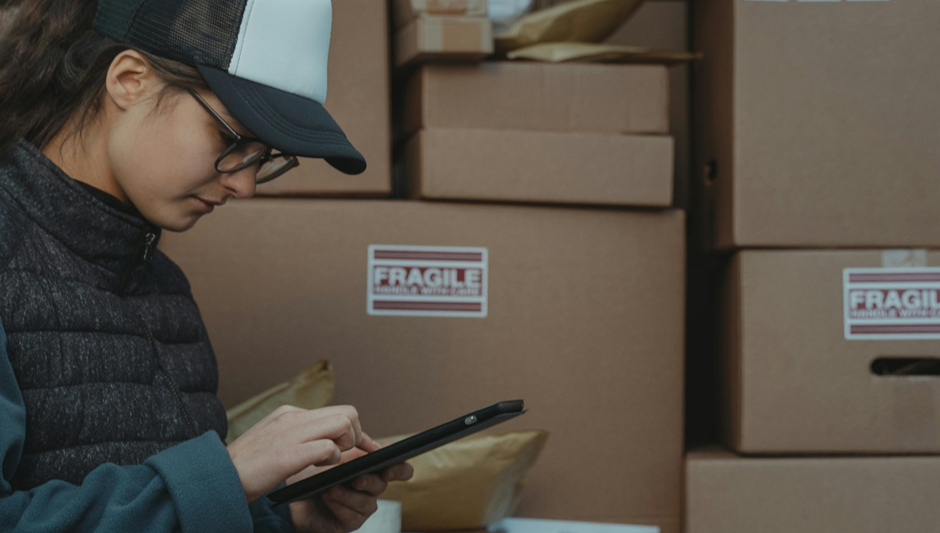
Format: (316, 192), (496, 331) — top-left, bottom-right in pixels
(167, 215), (202, 233)
(143, 211), (203, 233)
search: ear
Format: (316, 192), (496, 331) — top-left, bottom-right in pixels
(105, 49), (161, 111)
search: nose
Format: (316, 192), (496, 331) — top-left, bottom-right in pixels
(220, 166), (257, 199)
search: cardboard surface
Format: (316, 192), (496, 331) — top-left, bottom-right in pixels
(686, 448), (940, 533)
(393, 0), (488, 29)
(722, 250), (940, 454)
(396, 15), (494, 68)
(607, 0), (689, 209)
(405, 128), (674, 207)
(160, 200), (685, 530)
(255, 0), (391, 196)
(694, 0), (940, 248)
(403, 62), (669, 137)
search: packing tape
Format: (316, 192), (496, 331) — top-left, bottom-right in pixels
(882, 249), (928, 268)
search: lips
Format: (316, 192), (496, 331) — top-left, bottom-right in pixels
(193, 197), (219, 213)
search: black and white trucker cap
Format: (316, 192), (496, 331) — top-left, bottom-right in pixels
(92, 0), (366, 175)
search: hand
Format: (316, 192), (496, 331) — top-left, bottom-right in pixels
(227, 405), (364, 503)
(288, 437), (415, 533)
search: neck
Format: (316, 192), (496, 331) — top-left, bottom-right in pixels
(41, 120), (128, 203)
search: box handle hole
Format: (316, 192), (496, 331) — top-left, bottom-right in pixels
(871, 357), (940, 377)
(703, 160), (717, 186)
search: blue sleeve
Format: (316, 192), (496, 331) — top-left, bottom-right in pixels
(249, 487), (297, 533)
(0, 319), (254, 533)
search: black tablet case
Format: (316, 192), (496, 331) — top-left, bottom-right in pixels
(268, 400), (526, 505)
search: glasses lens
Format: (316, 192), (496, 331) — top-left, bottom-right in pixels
(256, 155), (299, 184)
(218, 140), (268, 172)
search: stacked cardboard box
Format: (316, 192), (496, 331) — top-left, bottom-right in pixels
(161, 2), (687, 532)
(161, 201), (685, 533)
(403, 62), (674, 207)
(686, 449), (940, 533)
(394, 0), (493, 67)
(687, 0), (940, 530)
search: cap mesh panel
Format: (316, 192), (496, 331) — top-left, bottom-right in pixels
(94, 0), (246, 70)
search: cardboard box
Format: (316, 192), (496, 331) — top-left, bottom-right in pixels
(607, 0), (689, 209)
(160, 200), (685, 532)
(255, 0), (391, 196)
(721, 250), (940, 454)
(686, 448), (940, 533)
(393, 0), (487, 29)
(403, 63), (670, 137)
(405, 128), (674, 207)
(694, 0), (940, 248)
(396, 15), (494, 68)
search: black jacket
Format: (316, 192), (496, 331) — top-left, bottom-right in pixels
(0, 139), (228, 489)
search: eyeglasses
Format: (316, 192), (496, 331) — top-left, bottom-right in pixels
(185, 87), (299, 184)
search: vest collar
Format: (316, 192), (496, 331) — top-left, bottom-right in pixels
(0, 139), (162, 276)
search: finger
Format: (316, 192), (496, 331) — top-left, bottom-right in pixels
(380, 462), (414, 483)
(294, 439), (342, 470)
(292, 414), (360, 452)
(356, 433), (383, 453)
(328, 486), (379, 517)
(350, 474), (388, 497)
(292, 406), (364, 449)
(323, 491), (373, 532)
(321, 406), (363, 447)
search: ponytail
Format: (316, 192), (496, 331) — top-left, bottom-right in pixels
(0, 0), (207, 158)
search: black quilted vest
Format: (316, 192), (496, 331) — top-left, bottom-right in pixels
(0, 139), (228, 489)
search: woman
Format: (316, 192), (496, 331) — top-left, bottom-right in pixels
(0, 0), (412, 531)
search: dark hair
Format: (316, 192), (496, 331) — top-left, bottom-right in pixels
(0, 0), (208, 158)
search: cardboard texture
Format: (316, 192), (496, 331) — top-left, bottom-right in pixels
(403, 62), (669, 137)
(160, 200), (685, 531)
(393, 0), (488, 29)
(254, 0), (391, 196)
(694, 0), (940, 248)
(405, 128), (674, 207)
(608, 0), (690, 209)
(686, 448), (940, 533)
(396, 15), (494, 67)
(722, 251), (940, 454)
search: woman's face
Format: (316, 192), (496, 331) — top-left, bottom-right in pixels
(102, 52), (260, 232)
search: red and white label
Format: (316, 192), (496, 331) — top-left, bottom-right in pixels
(368, 245), (488, 317)
(844, 268), (940, 340)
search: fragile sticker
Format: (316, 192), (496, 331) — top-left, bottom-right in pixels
(844, 268), (940, 340)
(368, 245), (488, 317)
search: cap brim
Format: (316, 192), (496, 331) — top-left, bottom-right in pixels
(197, 65), (366, 175)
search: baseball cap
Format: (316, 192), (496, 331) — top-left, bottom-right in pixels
(92, 0), (366, 175)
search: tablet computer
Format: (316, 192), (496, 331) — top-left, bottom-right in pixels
(268, 399), (527, 506)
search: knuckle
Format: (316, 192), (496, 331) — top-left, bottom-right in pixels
(273, 404), (298, 417)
